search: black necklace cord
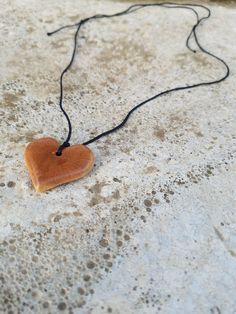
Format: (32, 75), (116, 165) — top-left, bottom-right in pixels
(48, 3), (229, 152)
(49, 4), (152, 156)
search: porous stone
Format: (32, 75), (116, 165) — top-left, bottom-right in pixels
(0, 0), (235, 313)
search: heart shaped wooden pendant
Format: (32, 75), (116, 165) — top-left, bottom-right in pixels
(24, 137), (95, 192)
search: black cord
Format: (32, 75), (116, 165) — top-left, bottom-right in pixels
(48, 3), (229, 155)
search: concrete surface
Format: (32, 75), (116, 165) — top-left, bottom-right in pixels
(0, 0), (236, 313)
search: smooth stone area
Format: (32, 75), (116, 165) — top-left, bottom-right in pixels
(0, 0), (235, 313)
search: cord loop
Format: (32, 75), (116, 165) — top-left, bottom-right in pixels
(56, 142), (70, 156)
(48, 3), (229, 148)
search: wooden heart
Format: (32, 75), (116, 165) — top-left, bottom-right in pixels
(24, 137), (95, 192)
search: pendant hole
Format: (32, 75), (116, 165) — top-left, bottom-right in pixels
(56, 151), (62, 156)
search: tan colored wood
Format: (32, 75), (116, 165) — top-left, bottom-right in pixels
(24, 137), (95, 192)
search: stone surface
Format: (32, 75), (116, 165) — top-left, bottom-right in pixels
(0, 0), (235, 313)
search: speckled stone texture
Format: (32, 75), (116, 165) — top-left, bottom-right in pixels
(0, 0), (236, 313)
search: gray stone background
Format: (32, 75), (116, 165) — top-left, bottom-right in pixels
(0, 0), (235, 313)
